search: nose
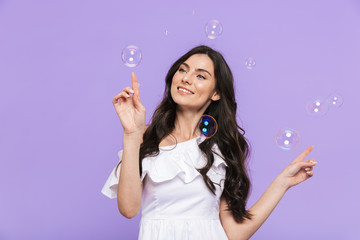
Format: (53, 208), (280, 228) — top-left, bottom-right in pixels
(182, 75), (191, 85)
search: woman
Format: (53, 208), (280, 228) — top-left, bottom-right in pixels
(102, 45), (317, 240)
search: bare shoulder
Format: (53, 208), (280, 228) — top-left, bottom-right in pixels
(140, 125), (150, 145)
(144, 125), (149, 133)
(140, 125), (149, 188)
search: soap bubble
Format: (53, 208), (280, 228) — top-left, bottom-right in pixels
(306, 97), (329, 116)
(275, 127), (301, 151)
(198, 115), (218, 139)
(326, 93), (343, 108)
(205, 20), (223, 39)
(245, 57), (256, 69)
(121, 45), (142, 67)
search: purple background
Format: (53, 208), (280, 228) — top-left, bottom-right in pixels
(1, 0), (359, 239)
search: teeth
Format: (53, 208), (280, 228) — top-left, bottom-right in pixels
(179, 87), (192, 94)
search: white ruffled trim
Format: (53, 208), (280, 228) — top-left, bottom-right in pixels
(101, 143), (227, 199)
(101, 150), (126, 199)
(211, 143), (228, 168)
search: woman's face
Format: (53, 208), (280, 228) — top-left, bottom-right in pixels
(171, 54), (220, 110)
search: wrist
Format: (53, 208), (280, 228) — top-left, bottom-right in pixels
(273, 175), (290, 193)
(123, 132), (143, 143)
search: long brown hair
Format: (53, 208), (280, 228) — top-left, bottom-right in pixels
(116, 45), (253, 223)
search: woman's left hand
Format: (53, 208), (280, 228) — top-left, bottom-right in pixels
(277, 145), (318, 190)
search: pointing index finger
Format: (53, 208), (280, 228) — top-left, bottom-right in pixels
(132, 72), (139, 94)
(294, 145), (314, 163)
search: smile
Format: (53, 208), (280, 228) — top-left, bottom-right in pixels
(177, 87), (194, 95)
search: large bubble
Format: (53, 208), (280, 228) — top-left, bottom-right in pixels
(198, 115), (218, 139)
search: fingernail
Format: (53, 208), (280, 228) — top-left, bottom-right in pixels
(305, 168), (310, 171)
(130, 89), (134, 93)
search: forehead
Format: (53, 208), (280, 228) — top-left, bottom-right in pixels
(182, 54), (214, 72)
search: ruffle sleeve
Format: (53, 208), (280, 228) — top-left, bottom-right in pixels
(101, 149), (146, 199)
(101, 150), (123, 199)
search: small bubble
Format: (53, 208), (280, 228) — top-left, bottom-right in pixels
(121, 45), (142, 67)
(245, 57), (256, 69)
(205, 20), (223, 39)
(275, 127), (301, 151)
(306, 97), (329, 116)
(326, 93), (343, 108)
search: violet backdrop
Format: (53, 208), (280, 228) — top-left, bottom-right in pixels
(0, 0), (359, 239)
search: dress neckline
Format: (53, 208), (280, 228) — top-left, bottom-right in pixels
(159, 136), (202, 150)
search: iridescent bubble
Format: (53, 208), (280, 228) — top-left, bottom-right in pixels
(275, 127), (301, 151)
(198, 115), (218, 139)
(245, 57), (256, 69)
(326, 93), (343, 108)
(164, 29), (169, 36)
(306, 97), (329, 116)
(121, 45), (142, 67)
(205, 20), (223, 39)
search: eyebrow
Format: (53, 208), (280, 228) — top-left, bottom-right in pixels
(180, 62), (212, 77)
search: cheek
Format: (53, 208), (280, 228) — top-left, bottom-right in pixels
(171, 78), (178, 92)
(195, 82), (216, 97)
(195, 82), (207, 92)
(172, 74), (180, 84)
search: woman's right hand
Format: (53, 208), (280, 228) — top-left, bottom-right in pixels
(112, 72), (146, 136)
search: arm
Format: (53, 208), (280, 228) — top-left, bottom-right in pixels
(117, 133), (143, 219)
(220, 146), (317, 240)
(112, 72), (147, 219)
(117, 125), (149, 219)
(220, 177), (287, 240)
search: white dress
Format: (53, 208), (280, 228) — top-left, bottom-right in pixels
(101, 136), (229, 240)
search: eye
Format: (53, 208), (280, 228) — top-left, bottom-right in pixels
(179, 68), (186, 72)
(198, 75), (205, 79)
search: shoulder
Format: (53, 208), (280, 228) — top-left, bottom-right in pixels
(140, 125), (150, 144)
(144, 125), (149, 133)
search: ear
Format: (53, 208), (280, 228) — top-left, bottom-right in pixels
(211, 90), (221, 101)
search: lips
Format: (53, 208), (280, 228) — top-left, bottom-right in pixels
(177, 86), (194, 94)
